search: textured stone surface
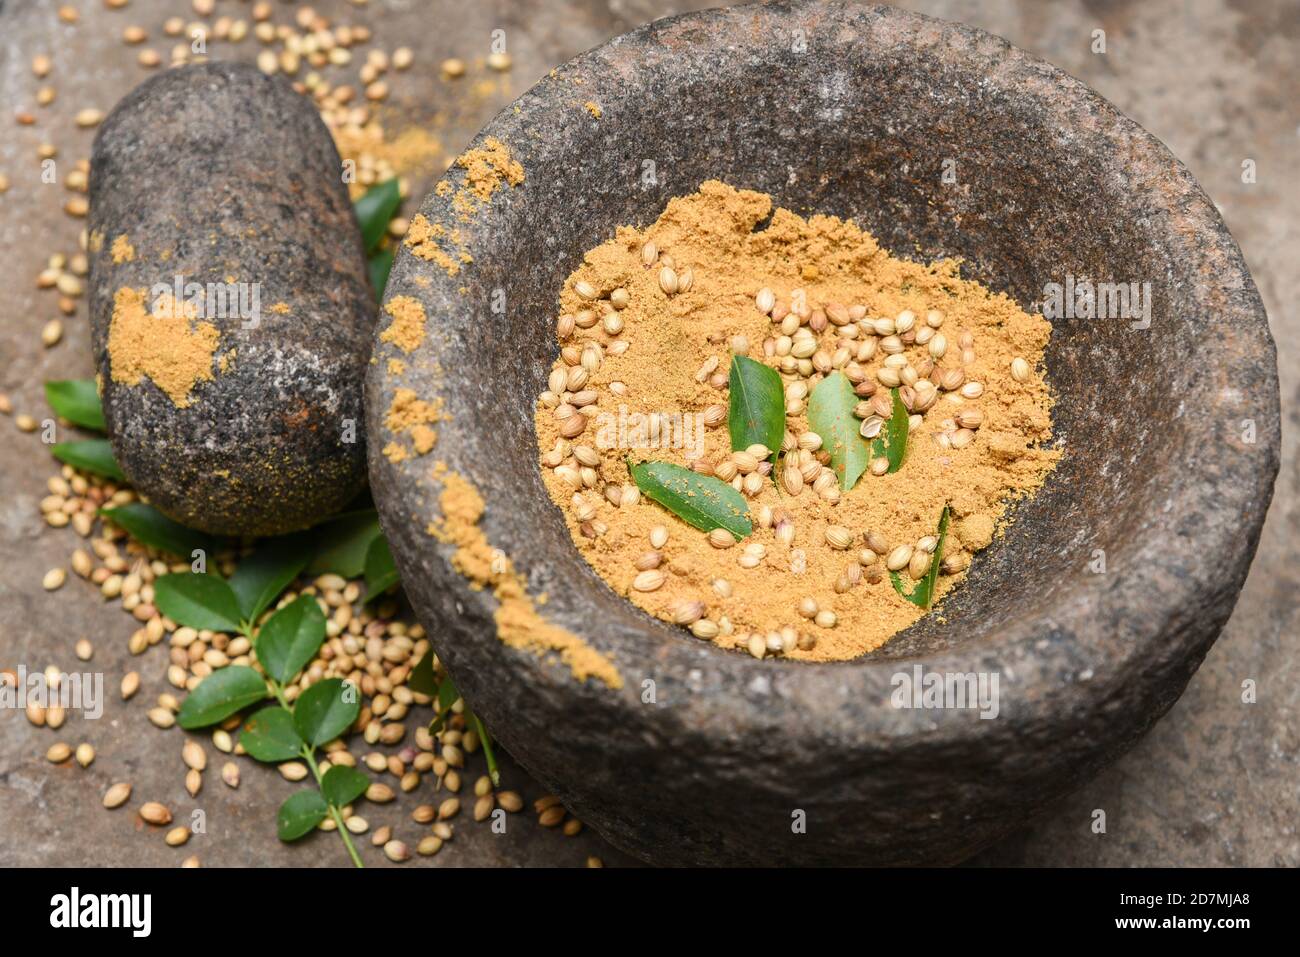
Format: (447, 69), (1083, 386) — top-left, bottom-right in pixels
(88, 62), (375, 536)
(368, 1), (1280, 865)
(1, 0), (1295, 869)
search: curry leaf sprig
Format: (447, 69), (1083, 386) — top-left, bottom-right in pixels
(727, 355), (784, 458)
(629, 458), (753, 540)
(155, 536), (366, 864)
(163, 564), (367, 867)
(41, 377), (405, 866)
(807, 376), (908, 490)
(871, 387), (909, 474)
(891, 505), (951, 609)
(807, 371), (870, 490)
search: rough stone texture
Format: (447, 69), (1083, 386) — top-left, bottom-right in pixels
(87, 62), (375, 536)
(1, 0), (1295, 869)
(368, 1), (1279, 866)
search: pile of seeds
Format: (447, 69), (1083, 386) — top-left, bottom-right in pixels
(535, 181), (1059, 661)
(20, 457), (600, 866)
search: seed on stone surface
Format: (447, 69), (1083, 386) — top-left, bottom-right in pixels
(221, 762), (240, 788)
(182, 739), (206, 771)
(147, 707), (175, 729)
(416, 835), (442, 856)
(367, 782), (395, 803)
(43, 568), (67, 591)
(103, 783), (132, 809)
(75, 743), (95, 767)
(120, 672), (140, 699)
(165, 826), (191, 847)
(46, 742), (72, 763)
(383, 840), (411, 862)
(139, 802), (172, 825)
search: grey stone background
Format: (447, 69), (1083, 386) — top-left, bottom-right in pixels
(1, 0), (1295, 866)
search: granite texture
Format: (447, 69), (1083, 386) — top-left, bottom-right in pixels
(367, 0), (1279, 865)
(0, 0), (1295, 868)
(88, 62), (375, 536)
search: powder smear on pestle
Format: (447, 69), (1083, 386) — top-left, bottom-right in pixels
(110, 234), (135, 264)
(534, 181), (1060, 662)
(428, 471), (623, 689)
(107, 287), (221, 409)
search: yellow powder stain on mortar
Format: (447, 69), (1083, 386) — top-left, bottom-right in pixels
(107, 287), (220, 408)
(110, 235), (135, 263)
(379, 295), (427, 353)
(382, 388), (444, 462)
(429, 471), (622, 689)
(270, 302), (291, 315)
(404, 215), (472, 276)
(451, 137), (524, 219)
(388, 358), (406, 375)
(583, 101), (602, 119)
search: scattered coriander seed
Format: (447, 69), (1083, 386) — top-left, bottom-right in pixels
(46, 742), (72, 763)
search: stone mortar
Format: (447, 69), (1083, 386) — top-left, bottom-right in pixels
(366, 1), (1280, 865)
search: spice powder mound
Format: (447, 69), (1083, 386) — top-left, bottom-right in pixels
(534, 181), (1061, 662)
